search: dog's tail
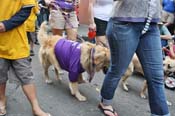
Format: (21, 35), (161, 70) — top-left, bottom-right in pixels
(37, 21), (49, 45)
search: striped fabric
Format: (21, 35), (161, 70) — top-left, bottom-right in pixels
(142, 0), (157, 34)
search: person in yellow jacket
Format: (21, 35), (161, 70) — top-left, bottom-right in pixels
(0, 0), (51, 116)
(25, 0), (40, 56)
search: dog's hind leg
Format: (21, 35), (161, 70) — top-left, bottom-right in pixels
(69, 82), (87, 101)
(122, 62), (134, 91)
(39, 51), (53, 84)
(54, 66), (62, 81)
(43, 63), (53, 84)
(140, 80), (147, 99)
(122, 75), (130, 91)
(49, 53), (63, 81)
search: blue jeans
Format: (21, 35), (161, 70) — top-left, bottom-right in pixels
(100, 18), (170, 116)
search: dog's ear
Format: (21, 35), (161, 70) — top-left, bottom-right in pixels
(94, 47), (110, 65)
(94, 52), (106, 65)
(105, 48), (110, 61)
(163, 56), (175, 73)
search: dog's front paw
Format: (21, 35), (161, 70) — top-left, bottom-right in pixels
(123, 83), (129, 91)
(45, 79), (53, 84)
(56, 76), (62, 81)
(167, 100), (172, 106)
(76, 94), (87, 102)
(140, 92), (146, 99)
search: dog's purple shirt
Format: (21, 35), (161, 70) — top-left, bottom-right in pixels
(54, 38), (85, 82)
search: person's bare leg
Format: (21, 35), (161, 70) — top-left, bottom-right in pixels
(30, 41), (35, 56)
(52, 28), (63, 36)
(22, 84), (50, 116)
(30, 41), (34, 51)
(0, 84), (6, 115)
(0, 84), (6, 102)
(66, 28), (77, 41)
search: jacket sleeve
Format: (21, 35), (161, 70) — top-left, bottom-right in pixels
(2, 6), (33, 31)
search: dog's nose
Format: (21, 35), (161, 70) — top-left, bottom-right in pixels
(102, 66), (108, 74)
(168, 64), (171, 68)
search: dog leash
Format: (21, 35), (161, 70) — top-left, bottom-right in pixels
(88, 47), (96, 82)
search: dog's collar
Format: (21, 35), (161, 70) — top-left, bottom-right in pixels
(88, 47), (95, 82)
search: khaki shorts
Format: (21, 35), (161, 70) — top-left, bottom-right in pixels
(0, 57), (34, 85)
(161, 10), (174, 24)
(49, 9), (79, 29)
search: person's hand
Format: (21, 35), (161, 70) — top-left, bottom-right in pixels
(162, 47), (168, 52)
(169, 42), (173, 46)
(45, 0), (54, 6)
(168, 40), (174, 47)
(38, 4), (42, 10)
(0, 22), (6, 32)
(88, 23), (96, 32)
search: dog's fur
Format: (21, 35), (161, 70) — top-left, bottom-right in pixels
(38, 22), (110, 101)
(163, 56), (175, 74)
(122, 54), (175, 99)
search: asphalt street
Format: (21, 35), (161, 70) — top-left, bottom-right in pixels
(5, 25), (175, 116)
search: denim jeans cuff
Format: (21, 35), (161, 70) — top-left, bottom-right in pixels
(151, 113), (170, 116)
(99, 95), (113, 106)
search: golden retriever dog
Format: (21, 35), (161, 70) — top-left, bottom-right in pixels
(163, 56), (175, 74)
(121, 54), (147, 98)
(121, 54), (175, 100)
(37, 22), (110, 101)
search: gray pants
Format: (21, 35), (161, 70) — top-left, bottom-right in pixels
(0, 57), (34, 85)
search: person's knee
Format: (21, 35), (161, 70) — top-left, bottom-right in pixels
(12, 58), (35, 85)
(19, 69), (35, 85)
(146, 70), (164, 84)
(0, 69), (8, 84)
(21, 77), (35, 86)
(107, 65), (122, 76)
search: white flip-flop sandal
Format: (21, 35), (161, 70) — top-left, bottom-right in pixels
(0, 97), (6, 116)
(34, 113), (52, 116)
(47, 113), (52, 116)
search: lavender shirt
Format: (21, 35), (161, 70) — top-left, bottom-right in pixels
(54, 0), (74, 10)
(54, 39), (85, 82)
(112, 0), (161, 22)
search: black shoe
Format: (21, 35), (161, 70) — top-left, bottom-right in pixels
(30, 50), (35, 56)
(34, 41), (40, 45)
(28, 57), (32, 62)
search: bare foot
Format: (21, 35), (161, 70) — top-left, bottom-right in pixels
(0, 97), (6, 115)
(33, 108), (51, 116)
